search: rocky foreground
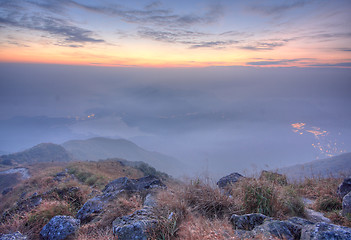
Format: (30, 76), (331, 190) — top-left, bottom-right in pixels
(1, 167), (351, 239)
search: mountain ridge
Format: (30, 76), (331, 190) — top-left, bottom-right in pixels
(61, 137), (184, 176)
(278, 152), (351, 181)
(0, 143), (73, 165)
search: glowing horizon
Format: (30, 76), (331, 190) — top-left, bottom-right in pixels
(1, 0), (350, 68)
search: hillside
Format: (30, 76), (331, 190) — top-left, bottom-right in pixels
(1, 162), (350, 239)
(278, 152), (351, 181)
(0, 143), (73, 165)
(62, 137), (184, 176)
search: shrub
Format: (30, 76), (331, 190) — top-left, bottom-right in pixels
(242, 180), (276, 216)
(280, 187), (305, 217)
(315, 195), (342, 212)
(67, 166), (105, 187)
(231, 178), (305, 218)
(259, 170), (287, 186)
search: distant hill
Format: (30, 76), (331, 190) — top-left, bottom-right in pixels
(0, 143), (73, 165)
(278, 152), (351, 181)
(62, 137), (184, 176)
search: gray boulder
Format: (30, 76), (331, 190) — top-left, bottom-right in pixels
(40, 215), (80, 240)
(233, 217), (315, 240)
(217, 172), (244, 189)
(337, 177), (351, 199)
(0, 232), (27, 240)
(113, 208), (158, 240)
(2, 187), (13, 196)
(230, 213), (269, 231)
(143, 193), (157, 208)
(305, 208), (331, 223)
(77, 175), (165, 222)
(76, 197), (104, 222)
(288, 217), (314, 227)
(53, 171), (67, 182)
(342, 191), (351, 217)
(301, 222), (351, 240)
(251, 220), (300, 240)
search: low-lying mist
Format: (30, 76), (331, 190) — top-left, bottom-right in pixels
(1, 63), (350, 178)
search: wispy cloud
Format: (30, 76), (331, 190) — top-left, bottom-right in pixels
(247, 58), (306, 66)
(188, 40), (238, 49)
(70, 1), (223, 27)
(137, 28), (237, 49)
(309, 62), (351, 67)
(248, 0), (309, 16)
(0, 11), (104, 45)
(239, 40), (289, 51)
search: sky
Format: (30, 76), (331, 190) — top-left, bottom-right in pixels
(0, 0), (351, 67)
(0, 1), (351, 177)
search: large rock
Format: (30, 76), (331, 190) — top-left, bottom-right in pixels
(77, 175), (165, 222)
(40, 215), (80, 240)
(342, 191), (351, 216)
(230, 213), (269, 231)
(301, 222), (351, 240)
(217, 172), (244, 188)
(251, 220), (300, 240)
(76, 197), (104, 222)
(0, 232), (27, 240)
(305, 208), (331, 223)
(233, 217), (314, 240)
(337, 177), (351, 199)
(112, 208), (158, 240)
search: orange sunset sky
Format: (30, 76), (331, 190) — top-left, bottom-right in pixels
(0, 0), (351, 67)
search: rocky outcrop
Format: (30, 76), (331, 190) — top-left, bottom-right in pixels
(217, 172), (244, 189)
(337, 176), (351, 199)
(77, 175), (165, 222)
(231, 214), (351, 240)
(230, 213), (269, 231)
(305, 208), (331, 223)
(112, 208), (158, 240)
(76, 197), (104, 222)
(2, 187), (13, 195)
(342, 191), (351, 216)
(301, 222), (351, 240)
(53, 171), (67, 182)
(251, 219), (300, 240)
(40, 215), (80, 240)
(0, 232), (27, 240)
(110, 176), (166, 239)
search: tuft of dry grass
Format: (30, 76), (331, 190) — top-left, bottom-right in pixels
(78, 224), (117, 240)
(230, 177), (305, 219)
(0, 200), (74, 239)
(176, 214), (235, 240)
(98, 194), (143, 228)
(294, 177), (342, 199)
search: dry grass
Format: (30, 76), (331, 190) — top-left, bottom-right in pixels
(176, 214), (235, 240)
(0, 200), (74, 239)
(98, 194), (143, 228)
(2, 162), (351, 239)
(230, 178), (305, 219)
(294, 177), (343, 199)
(78, 224), (117, 240)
